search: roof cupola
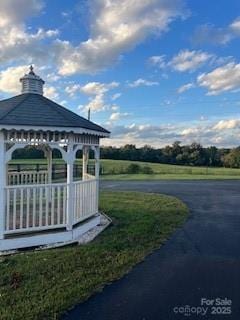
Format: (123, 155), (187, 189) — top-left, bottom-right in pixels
(20, 66), (45, 95)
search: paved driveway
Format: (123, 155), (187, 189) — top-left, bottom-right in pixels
(63, 181), (240, 320)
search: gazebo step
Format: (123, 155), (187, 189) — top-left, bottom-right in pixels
(0, 214), (101, 252)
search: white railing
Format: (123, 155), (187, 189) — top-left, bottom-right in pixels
(84, 173), (95, 180)
(73, 179), (98, 225)
(8, 171), (48, 186)
(4, 179), (98, 235)
(5, 183), (67, 234)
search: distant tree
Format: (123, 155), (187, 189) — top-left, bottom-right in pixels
(223, 147), (240, 168)
(99, 144), (234, 168)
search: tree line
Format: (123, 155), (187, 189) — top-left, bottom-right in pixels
(12, 142), (240, 168)
(101, 142), (240, 168)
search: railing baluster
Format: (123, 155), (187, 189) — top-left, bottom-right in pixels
(13, 189), (17, 230)
(33, 187), (36, 227)
(57, 186), (61, 225)
(20, 188), (24, 229)
(63, 185), (66, 224)
(6, 189), (10, 231)
(39, 187), (43, 227)
(45, 186), (49, 226)
(26, 188), (30, 228)
(51, 186), (55, 225)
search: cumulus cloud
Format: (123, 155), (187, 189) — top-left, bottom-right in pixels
(109, 112), (130, 122)
(44, 86), (59, 100)
(192, 24), (233, 46)
(0, 0), (187, 76)
(230, 17), (240, 34)
(148, 55), (166, 68)
(0, 65), (28, 94)
(128, 78), (159, 88)
(80, 82), (119, 95)
(0, 64), (60, 100)
(149, 49), (217, 73)
(103, 118), (240, 148)
(213, 119), (240, 130)
(169, 49), (213, 72)
(192, 17), (240, 46)
(0, 0), (59, 66)
(58, 0), (186, 75)
(177, 82), (195, 93)
(82, 94), (107, 113)
(197, 62), (240, 95)
(0, 0), (43, 27)
(111, 93), (122, 101)
(66, 81), (119, 97)
(74, 81), (120, 113)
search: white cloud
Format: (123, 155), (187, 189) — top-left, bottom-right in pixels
(58, 0), (186, 75)
(213, 119), (240, 130)
(111, 93), (122, 101)
(170, 49), (213, 72)
(65, 84), (81, 97)
(71, 81), (120, 113)
(44, 86), (59, 100)
(192, 24), (233, 46)
(0, 0), (187, 76)
(83, 94), (107, 113)
(230, 17), (240, 34)
(109, 112), (130, 121)
(0, 0), (44, 27)
(0, 65), (28, 94)
(80, 82), (119, 95)
(128, 78), (159, 88)
(177, 82), (195, 93)
(103, 118), (240, 148)
(65, 81), (119, 98)
(198, 62), (240, 95)
(0, 0), (59, 66)
(148, 55), (166, 68)
(192, 17), (240, 46)
(0, 65), (60, 100)
(181, 127), (200, 136)
(111, 105), (119, 111)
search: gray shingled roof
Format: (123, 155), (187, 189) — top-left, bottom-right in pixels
(0, 93), (109, 134)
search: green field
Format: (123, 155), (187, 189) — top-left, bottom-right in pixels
(9, 158), (240, 180)
(0, 191), (188, 320)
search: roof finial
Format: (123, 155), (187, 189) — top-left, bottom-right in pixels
(29, 65), (35, 75)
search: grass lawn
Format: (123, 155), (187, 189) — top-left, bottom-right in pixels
(100, 160), (240, 180)
(0, 191), (188, 320)
(9, 159), (240, 180)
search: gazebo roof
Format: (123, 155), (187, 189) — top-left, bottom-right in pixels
(0, 93), (109, 135)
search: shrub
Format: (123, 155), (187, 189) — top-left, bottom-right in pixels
(141, 166), (154, 174)
(126, 163), (141, 174)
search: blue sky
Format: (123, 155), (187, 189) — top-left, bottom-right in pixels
(1, 0), (240, 147)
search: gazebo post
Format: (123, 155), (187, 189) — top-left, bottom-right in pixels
(0, 131), (6, 239)
(82, 146), (89, 180)
(66, 139), (74, 230)
(47, 148), (52, 185)
(94, 146), (100, 211)
(95, 146), (100, 180)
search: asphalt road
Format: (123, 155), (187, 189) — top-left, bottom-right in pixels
(63, 180), (240, 320)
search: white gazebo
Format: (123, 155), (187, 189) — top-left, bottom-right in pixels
(0, 66), (110, 251)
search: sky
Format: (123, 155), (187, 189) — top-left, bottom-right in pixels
(0, 0), (240, 148)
